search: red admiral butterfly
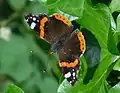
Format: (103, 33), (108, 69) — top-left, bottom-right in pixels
(24, 13), (86, 85)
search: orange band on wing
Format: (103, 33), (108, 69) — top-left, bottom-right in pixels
(54, 14), (71, 26)
(77, 32), (86, 54)
(39, 17), (48, 38)
(59, 59), (79, 68)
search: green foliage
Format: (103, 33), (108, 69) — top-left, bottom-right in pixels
(5, 84), (24, 93)
(108, 82), (120, 93)
(0, 0), (120, 93)
(109, 0), (120, 13)
(7, 0), (27, 10)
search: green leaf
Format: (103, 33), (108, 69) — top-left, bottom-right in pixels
(7, 0), (27, 10)
(116, 14), (120, 32)
(82, 30), (101, 84)
(117, 41), (120, 53)
(46, 0), (85, 18)
(38, 76), (59, 93)
(82, 28), (101, 68)
(5, 84), (24, 93)
(80, 56), (88, 80)
(0, 34), (33, 82)
(57, 79), (72, 93)
(113, 58), (120, 71)
(108, 13), (120, 54)
(109, 0), (120, 13)
(25, 1), (48, 14)
(69, 52), (113, 93)
(21, 65), (59, 93)
(108, 82), (120, 93)
(107, 14), (119, 54)
(79, 4), (110, 49)
(107, 28), (120, 55)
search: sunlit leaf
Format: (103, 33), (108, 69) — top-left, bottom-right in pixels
(5, 84), (24, 93)
(109, 0), (120, 13)
(113, 59), (120, 71)
(116, 14), (120, 32)
(108, 82), (120, 93)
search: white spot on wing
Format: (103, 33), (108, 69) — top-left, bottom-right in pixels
(33, 17), (36, 21)
(70, 81), (72, 84)
(73, 77), (76, 79)
(30, 22), (36, 29)
(73, 72), (76, 76)
(64, 72), (71, 78)
(37, 20), (39, 22)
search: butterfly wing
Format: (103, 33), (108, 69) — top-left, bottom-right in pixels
(58, 30), (86, 85)
(24, 13), (72, 43)
(24, 14), (86, 85)
(24, 13), (48, 36)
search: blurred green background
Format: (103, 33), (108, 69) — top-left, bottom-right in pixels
(0, 0), (61, 93)
(0, 0), (120, 93)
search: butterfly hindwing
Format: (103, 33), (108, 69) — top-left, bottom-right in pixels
(61, 59), (80, 85)
(58, 30), (85, 85)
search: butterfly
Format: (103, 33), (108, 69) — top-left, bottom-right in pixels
(24, 13), (86, 85)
